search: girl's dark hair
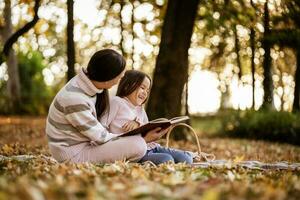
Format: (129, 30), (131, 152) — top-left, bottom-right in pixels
(86, 49), (126, 118)
(116, 70), (152, 103)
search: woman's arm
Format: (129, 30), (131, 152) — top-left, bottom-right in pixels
(62, 97), (118, 144)
(143, 127), (170, 143)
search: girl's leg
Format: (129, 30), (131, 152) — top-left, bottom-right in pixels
(75, 135), (147, 163)
(154, 146), (193, 164)
(139, 150), (174, 165)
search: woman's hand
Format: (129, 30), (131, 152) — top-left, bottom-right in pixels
(143, 126), (171, 143)
(122, 120), (140, 132)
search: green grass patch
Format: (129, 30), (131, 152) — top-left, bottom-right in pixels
(220, 110), (300, 145)
(190, 116), (222, 136)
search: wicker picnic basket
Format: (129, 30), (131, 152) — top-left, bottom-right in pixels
(165, 123), (215, 162)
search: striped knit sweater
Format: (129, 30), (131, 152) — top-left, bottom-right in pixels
(46, 68), (118, 161)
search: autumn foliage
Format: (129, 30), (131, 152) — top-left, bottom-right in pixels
(0, 116), (299, 199)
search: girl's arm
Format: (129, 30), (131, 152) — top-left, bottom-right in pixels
(122, 107), (148, 132)
(122, 120), (140, 131)
(134, 108), (149, 125)
(141, 109), (149, 124)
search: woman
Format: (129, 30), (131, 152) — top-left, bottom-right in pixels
(46, 49), (168, 163)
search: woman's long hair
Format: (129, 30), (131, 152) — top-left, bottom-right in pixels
(95, 89), (109, 118)
(116, 70), (152, 104)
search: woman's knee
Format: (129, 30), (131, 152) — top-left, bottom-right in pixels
(128, 136), (147, 160)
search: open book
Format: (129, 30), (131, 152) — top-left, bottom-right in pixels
(120, 116), (189, 137)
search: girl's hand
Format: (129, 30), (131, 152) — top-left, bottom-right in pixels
(143, 126), (171, 143)
(122, 120), (140, 132)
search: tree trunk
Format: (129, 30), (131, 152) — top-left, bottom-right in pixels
(234, 26), (242, 80)
(293, 48), (300, 112)
(146, 0), (199, 139)
(250, 28), (255, 109)
(67, 0), (75, 81)
(3, 0), (21, 112)
(131, 0), (135, 69)
(119, 0), (126, 58)
(261, 1), (274, 110)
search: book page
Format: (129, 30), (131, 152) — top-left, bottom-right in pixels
(170, 116), (189, 124)
(149, 118), (169, 123)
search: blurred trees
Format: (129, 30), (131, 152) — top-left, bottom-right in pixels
(267, 0), (300, 112)
(0, 51), (53, 114)
(0, 0), (41, 113)
(17, 51), (54, 114)
(1, 0), (20, 112)
(191, 0), (261, 111)
(0, 0), (21, 111)
(191, 0), (299, 112)
(0, 0), (299, 116)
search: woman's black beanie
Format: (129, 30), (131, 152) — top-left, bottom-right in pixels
(87, 49), (126, 82)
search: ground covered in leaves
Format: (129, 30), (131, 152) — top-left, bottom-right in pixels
(0, 116), (300, 200)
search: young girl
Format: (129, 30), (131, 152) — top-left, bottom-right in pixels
(100, 70), (193, 165)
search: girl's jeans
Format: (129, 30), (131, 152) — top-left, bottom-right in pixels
(139, 146), (193, 165)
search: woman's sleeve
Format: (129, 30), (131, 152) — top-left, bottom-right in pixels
(63, 97), (118, 144)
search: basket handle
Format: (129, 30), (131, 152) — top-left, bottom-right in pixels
(165, 123), (215, 162)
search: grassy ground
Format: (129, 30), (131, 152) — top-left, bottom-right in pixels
(190, 116), (222, 136)
(0, 116), (300, 200)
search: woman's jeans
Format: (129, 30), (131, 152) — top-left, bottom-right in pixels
(139, 146), (193, 165)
